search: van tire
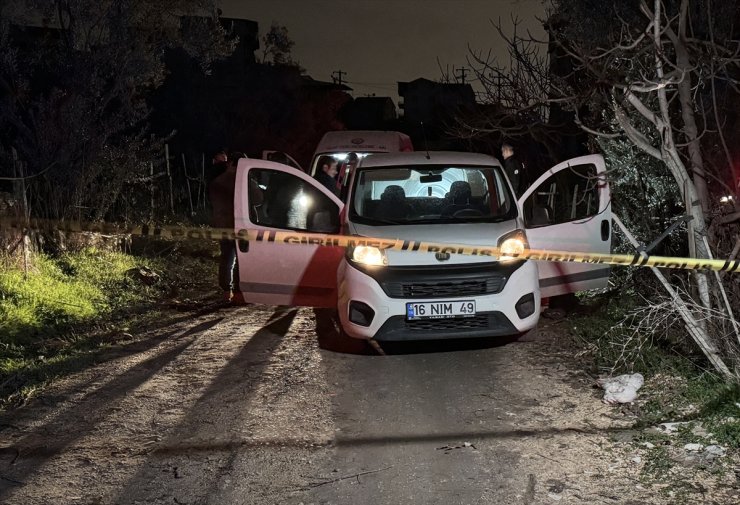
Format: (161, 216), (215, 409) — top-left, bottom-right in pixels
(313, 308), (374, 354)
(549, 293), (579, 311)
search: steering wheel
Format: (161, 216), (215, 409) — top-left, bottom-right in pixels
(452, 208), (484, 218)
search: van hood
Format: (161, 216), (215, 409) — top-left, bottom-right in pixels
(348, 221), (519, 266)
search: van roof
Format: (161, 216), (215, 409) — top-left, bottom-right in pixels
(359, 151), (502, 168)
(314, 130), (412, 154)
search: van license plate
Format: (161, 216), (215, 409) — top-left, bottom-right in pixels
(406, 300), (476, 320)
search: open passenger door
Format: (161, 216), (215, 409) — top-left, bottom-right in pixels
(234, 159), (344, 307)
(518, 154), (612, 298)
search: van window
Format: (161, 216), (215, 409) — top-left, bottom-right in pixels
(522, 163), (601, 228)
(248, 168), (340, 233)
(349, 165), (516, 225)
(311, 152), (370, 176)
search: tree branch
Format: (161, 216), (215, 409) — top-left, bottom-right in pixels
(614, 103), (662, 160)
(0, 162), (57, 181)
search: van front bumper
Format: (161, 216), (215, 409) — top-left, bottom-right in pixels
(337, 259), (540, 341)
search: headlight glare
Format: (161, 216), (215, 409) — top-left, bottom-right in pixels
(500, 237), (525, 257)
(351, 245), (386, 266)
(498, 230), (528, 261)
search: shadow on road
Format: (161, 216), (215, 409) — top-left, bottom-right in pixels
(0, 314), (221, 500)
(112, 307), (299, 505)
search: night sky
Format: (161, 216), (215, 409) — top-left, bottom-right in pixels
(221, 0), (546, 102)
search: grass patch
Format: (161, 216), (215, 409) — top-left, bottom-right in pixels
(570, 292), (702, 377)
(571, 291), (740, 497)
(569, 291), (740, 449)
(641, 445), (673, 480)
(0, 243), (217, 408)
(1, 250), (143, 342)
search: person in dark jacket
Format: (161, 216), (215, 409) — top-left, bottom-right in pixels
(501, 142), (529, 197)
(315, 158), (339, 196)
(210, 149), (228, 181)
(208, 151), (246, 305)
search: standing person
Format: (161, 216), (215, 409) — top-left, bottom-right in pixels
(211, 149), (228, 180)
(315, 158), (339, 196)
(501, 142), (529, 197)
(203, 149), (228, 225)
(208, 151), (246, 305)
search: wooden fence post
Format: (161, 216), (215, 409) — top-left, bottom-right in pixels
(182, 153), (194, 216)
(165, 144), (174, 214)
(200, 152), (205, 210)
(149, 161), (155, 221)
(13, 149), (31, 277)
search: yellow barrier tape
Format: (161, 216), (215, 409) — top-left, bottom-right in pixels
(0, 218), (247, 241)
(2, 218), (738, 274)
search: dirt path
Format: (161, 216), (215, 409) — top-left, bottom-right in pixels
(0, 304), (720, 504)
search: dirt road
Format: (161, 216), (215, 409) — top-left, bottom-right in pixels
(0, 304), (687, 504)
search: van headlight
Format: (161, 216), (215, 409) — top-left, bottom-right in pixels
(348, 245), (387, 266)
(498, 230), (528, 261)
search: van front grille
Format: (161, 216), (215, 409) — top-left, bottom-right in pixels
(405, 314), (490, 331)
(383, 277), (506, 299)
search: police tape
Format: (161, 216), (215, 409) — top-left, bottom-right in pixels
(2, 217), (739, 273)
(0, 217), (245, 241)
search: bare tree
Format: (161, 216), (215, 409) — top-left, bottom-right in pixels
(455, 0), (740, 378)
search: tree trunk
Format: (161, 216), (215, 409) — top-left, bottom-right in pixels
(673, 1), (710, 214)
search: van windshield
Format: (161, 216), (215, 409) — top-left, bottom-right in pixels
(349, 164), (517, 225)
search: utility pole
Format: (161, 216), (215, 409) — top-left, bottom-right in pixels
(332, 70), (347, 86)
(454, 66), (468, 85)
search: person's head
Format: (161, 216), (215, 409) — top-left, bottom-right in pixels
(347, 153), (359, 167)
(227, 151), (245, 169)
(213, 150), (228, 167)
(322, 159), (338, 177)
(501, 143), (514, 159)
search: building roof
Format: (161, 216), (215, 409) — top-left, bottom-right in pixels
(301, 76), (353, 91)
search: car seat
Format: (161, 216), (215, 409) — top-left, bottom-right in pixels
(376, 185), (411, 220)
(441, 181), (474, 216)
(530, 205), (552, 226)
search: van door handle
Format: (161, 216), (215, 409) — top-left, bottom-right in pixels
(601, 220), (610, 241)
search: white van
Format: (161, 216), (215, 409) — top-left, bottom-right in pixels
(234, 151), (611, 342)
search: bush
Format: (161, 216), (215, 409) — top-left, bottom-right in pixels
(0, 248), (156, 347)
(571, 292), (740, 448)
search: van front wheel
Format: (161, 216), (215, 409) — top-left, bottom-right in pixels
(313, 308), (374, 354)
